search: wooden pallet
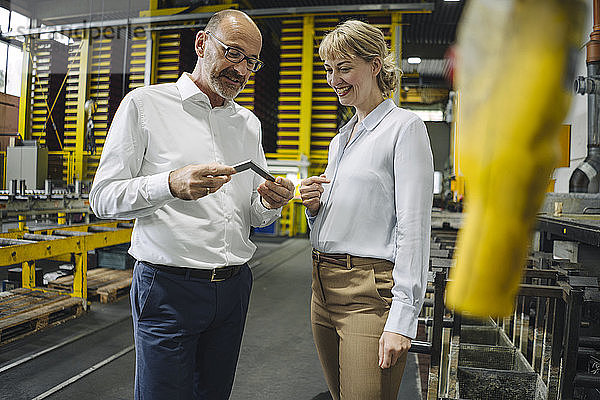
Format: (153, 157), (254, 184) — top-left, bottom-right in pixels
(0, 288), (84, 345)
(48, 268), (133, 304)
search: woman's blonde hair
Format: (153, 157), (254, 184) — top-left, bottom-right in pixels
(319, 20), (401, 98)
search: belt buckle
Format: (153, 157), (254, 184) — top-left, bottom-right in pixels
(211, 269), (226, 282)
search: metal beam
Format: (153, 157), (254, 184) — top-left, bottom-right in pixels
(139, 3), (236, 17)
(18, 37), (32, 141)
(144, 32), (154, 86)
(0, 225), (132, 265)
(244, 4), (434, 17)
(299, 15), (314, 161)
(74, 33), (91, 182)
(5, 3), (434, 37)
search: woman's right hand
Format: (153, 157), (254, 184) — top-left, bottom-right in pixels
(299, 175), (330, 216)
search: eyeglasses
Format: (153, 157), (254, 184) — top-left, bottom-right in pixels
(205, 31), (264, 72)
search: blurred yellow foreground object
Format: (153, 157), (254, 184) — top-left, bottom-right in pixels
(446, 0), (585, 317)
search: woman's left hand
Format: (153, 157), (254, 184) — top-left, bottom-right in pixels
(378, 331), (411, 369)
(257, 177), (296, 209)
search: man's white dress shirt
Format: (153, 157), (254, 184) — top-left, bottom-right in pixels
(90, 73), (280, 269)
(309, 99), (434, 338)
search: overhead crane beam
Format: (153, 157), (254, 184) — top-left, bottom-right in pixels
(5, 4), (434, 38)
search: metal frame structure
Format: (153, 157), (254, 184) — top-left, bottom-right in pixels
(0, 220), (133, 307)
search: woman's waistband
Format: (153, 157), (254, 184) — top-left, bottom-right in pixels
(311, 249), (390, 268)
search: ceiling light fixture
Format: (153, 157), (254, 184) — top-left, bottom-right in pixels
(407, 57), (422, 65)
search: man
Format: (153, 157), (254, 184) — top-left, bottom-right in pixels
(89, 9), (295, 399)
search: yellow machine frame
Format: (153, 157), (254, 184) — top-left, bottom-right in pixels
(0, 221), (132, 306)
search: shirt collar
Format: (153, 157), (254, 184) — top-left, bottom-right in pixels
(361, 98), (396, 131)
(339, 113), (358, 135)
(176, 73), (235, 110)
(339, 98), (396, 134)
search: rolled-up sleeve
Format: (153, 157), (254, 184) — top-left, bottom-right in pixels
(384, 117), (434, 338)
(89, 92), (175, 220)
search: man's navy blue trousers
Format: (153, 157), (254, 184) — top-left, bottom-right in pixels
(130, 261), (252, 400)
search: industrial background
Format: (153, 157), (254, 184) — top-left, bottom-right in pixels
(0, 0), (597, 399)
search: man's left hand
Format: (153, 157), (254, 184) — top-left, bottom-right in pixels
(258, 177), (295, 209)
(378, 331), (411, 369)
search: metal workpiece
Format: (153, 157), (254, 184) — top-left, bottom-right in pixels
(51, 229), (92, 237)
(8, 179), (17, 196)
(18, 180), (26, 196)
(0, 179), (92, 220)
(44, 179), (53, 196)
(87, 226), (119, 232)
(22, 233), (66, 241)
(541, 192), (600, 215)
(0, 238), (37, 246)
(74, 180), (82, 197)
(0, 196), (90, 218)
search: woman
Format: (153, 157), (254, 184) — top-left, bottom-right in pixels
(299, 20), (433, 400)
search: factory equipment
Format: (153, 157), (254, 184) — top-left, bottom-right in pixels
(571, 0), (600, 193)
(5, 141), (48, 190)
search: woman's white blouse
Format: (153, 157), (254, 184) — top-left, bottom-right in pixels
(309, 99), (434, 339)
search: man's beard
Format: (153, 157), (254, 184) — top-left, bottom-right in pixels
(210, 67), (246, 100)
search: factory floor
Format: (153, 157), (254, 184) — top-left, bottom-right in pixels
(0, 237), (421, 399)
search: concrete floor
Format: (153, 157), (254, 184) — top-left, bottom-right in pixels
(0, 237), (421, 399)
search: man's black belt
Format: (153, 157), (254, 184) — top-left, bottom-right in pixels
(141, 261), (244, 282)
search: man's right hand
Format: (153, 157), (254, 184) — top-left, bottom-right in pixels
(168, 163), (236, 200)
(299, 175), (330, 216)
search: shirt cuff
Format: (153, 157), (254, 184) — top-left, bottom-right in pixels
(305, 209), (317, 229)
(146, 170), (175, 203)
(384, 300), (418, 339)
(252, 196), (281, 227)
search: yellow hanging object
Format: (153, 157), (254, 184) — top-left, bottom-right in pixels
(446, 0), (586, 317)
